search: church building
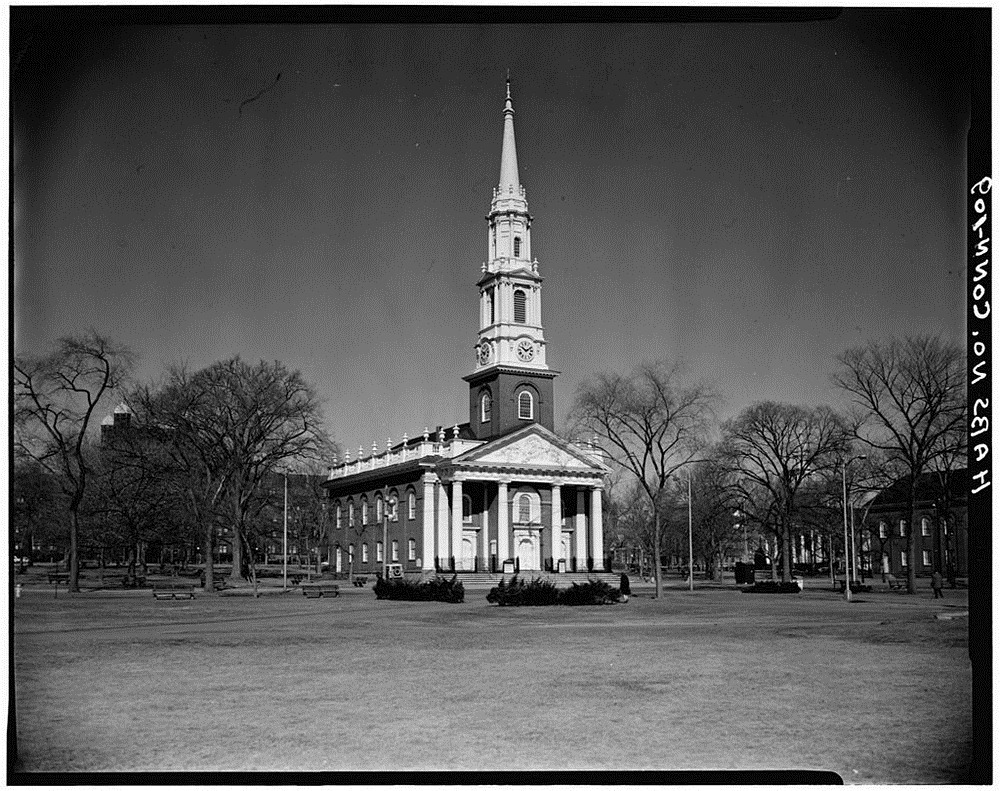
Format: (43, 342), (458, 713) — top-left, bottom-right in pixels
(322, 82), (610, 577)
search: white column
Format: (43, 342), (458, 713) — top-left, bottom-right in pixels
(451, 480), (464, 568)
(590, 487), (604, 571)
(551, 484), (562, 572)
(436, 480), (450, 569)
(497, 481), (509, 564)
(421, 474), (437, 571)
(575, 489), (587, 572)
(480, 486), (490, 570)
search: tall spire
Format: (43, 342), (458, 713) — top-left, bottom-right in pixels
(499, 75), (520, 193)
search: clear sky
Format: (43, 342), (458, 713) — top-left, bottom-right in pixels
(13, 9), (973, 457)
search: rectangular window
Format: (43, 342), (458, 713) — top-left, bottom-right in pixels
(878, 522), (887, 539)
(391, 540), (399, 561)
(921, 519), (931, 537)
(408, 539), (416, 561)
(376, 542), (383, 562)
(361, 543), (369, 563)
(899, 520), (906, 537)
(900, 551), (907, 568)
(922, 550), (932, 566)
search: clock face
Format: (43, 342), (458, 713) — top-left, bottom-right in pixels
(516, 340), (535, 362)
(478, 343), (492, 365)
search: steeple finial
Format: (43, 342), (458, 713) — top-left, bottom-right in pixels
(499, 75), (519, 192)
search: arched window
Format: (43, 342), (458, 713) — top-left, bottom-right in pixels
(463, 494), (473, 523)
(921, 517), (931, 537)
(388, 491), (398, 522)
(899, 519), (906, 537)
(347, 500), (355, 527)
(513, 289), (527, 323)
(513, 236), (521, 257)
(481, 391), (492, 423)
(518, 391), (533, 420)
(335, 503), (342, 530)
(407, 490), (416, 520)
(375, 495), (383, 522)
(518, 493), (531, 523)
(488, 287), (495, 324)
(878, 521), (887, 539)
(361, 497), (368, 525)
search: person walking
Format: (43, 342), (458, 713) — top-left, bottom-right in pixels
(931, 570), (944, 599)
(619, 572), (631, 603)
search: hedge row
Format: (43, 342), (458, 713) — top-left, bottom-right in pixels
(373, 574), (465, 603)
(486, 575), (621, 606)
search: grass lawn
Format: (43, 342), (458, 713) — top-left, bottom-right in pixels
(10, 582), (972, 781)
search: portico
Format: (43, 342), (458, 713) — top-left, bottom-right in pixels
(433, 423), (608, 573)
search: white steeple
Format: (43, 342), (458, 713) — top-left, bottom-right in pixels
(473, 78), (548, 374)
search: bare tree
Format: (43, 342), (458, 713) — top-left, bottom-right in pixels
(12, 451), (65, 571)
(833, 335), (965, 594)
(570, 361), (717, 598)
(13, 331), (133, 591)
(719, 402), (852, 582)
(131, 357), (335, 593)
(670, 455), (742, 582)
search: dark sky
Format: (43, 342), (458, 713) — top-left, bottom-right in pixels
(12, 9), (975, 456)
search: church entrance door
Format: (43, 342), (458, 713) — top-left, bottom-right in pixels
(516, 535), (539, 571)
(461, 534), (476, 571)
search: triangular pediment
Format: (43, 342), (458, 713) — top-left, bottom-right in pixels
(452, 424), (605, 471)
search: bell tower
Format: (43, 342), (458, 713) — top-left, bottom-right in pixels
(465, 79), (558, 441)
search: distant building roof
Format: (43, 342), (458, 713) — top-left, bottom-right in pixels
(870, 468), (968, 509)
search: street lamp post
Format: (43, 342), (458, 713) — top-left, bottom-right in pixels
(283, 471), (289, 592)
(841, 454), (866, 602)
(687, 472), (695, 592)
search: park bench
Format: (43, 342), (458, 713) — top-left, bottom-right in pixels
(300, 583), (340, 599)
(886, 575), (905, 591)
(834, 580), (873, 594)
(152, 581), (196, 600)
(200, 575), (227, 591)
(46, 571), (70, 598)
(352, 576), (368, 587)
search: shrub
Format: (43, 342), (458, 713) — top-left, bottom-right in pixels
(559, 579), (620, 606)
(744, 580), (801, 594)
(373, 574), (465, 603)
(487, 575), (620, 606)
(486, 574), (560, 606)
